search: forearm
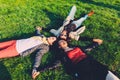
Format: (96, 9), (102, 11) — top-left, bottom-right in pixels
(78, 36), (93, 41)
(84, 41), (101, 52)
(39, 61), (61, 72)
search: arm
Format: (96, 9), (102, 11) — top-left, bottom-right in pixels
(78, 36), (93, 41)
(82, 39), (103, 52)
(33, 44), (49, 69)
(32, 60), (61, 79)
(39, 61), (61, 72)
(35, 26), (44, 37)
(32, 44), (49, 79)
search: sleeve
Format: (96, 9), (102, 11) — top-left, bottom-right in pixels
(82, 42), (99, 52)
(37, 44), (63, 72)
(39, 61), (61, 72)
(78, 36), (93, 41)
(33, 44), (49, 68)
(20, 45), (40, 57)
(35, 29), (44, 37)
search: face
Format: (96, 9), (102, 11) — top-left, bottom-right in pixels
(60, 30), (67, 40)
(47, 37), (56, 45)
(58, 40), (68, 49)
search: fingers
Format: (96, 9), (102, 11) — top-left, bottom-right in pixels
(69, 32), (75, 39)
(36, 26), (42, 31)
(93, 39), (103, 45)
(32, 71), (40, 80)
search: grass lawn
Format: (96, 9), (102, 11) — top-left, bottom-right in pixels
(0, 0), (120, 80)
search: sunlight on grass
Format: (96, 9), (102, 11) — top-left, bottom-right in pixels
(0, 0), (120, 80)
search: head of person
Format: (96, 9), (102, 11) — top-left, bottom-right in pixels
(59, 30), (67, 40)
(66, 24), (76, 32)
(47, 37), (57, 45)
(58, 40), (68, 49)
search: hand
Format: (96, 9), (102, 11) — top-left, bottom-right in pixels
(32, 68), (40, 79)
(69, 32), (76, 39)
(93, 39), (103, 45)
(69, 32), (80, 40)
(36, 26), (42, 31)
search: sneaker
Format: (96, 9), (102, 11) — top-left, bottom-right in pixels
(88, 10), (94, 16)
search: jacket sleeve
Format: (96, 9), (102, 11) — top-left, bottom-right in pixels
(38, 45), (63, 72)
(39, 61), (61, 72)
(82, 42), (99, 52)
(33, 44), (49, 68)
(78, 36), (93, 41)
(35, 29), (44, 37)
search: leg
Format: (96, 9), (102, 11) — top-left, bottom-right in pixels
(63, 5), (77, 27)
(50, 6), (77, 37)
(67, 5), (77, 20)
(35, 26), (44, 37)
(0, 40), (16, 49)
(106, 71), (120, 80)
(71, 15), (88, 29)
(71, 11), (94, 29)
(0, 41), (19, 58)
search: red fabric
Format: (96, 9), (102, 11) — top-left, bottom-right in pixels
(0, 40), (19, 58)
(67, 47), (87, 63)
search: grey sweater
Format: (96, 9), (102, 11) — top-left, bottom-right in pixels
(20, 43), (49, 68)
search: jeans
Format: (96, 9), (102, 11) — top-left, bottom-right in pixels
(72, 15), (88, 29)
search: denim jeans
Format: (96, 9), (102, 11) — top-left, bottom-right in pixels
(72, 15), (88, 29)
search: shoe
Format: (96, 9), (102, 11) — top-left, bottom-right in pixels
(88, 10), (94, 16)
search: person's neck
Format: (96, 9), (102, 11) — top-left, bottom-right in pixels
(63, 46), (72, 52)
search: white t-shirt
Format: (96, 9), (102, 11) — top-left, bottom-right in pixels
(16, 36), (47, 53)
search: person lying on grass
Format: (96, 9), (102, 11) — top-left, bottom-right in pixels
(50, 5), (94, 39)
(35, 38), (119, 80)
(50, 6), (94, 44)
(0, 26), (56, 79)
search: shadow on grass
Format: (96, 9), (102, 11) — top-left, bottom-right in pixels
(42, 9), (64, 30)
(0, 61), (12, 80)
(0, 9), (66, 79)
(79, 0), (120, 11)
(0, 32), (35, 42)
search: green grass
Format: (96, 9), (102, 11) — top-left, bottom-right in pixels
(0, 0), (120, 80)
